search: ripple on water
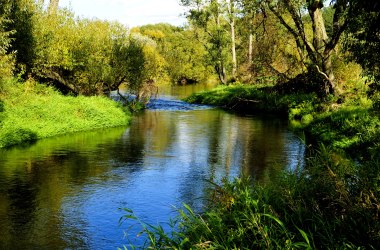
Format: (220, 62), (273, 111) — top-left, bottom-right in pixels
(146, 98), (212, 111)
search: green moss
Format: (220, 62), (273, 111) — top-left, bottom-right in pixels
(0, 79), (131, 148)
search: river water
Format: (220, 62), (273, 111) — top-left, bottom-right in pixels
(0, 84), (305, 249)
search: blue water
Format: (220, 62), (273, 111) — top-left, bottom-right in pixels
(0, 86), (305, 249)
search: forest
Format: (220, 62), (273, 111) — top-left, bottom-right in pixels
(0, 0), (380, 249)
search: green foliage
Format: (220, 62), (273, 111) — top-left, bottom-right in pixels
(122, 148), (379, 249)
(185, 84), (318, 115)
(137, 24), (211, 84)
(0, 9), (14, 78)
(181, 0), (233, 84)
(345, 0), (380, 84)
(305, 106), (380, 156)
(121, 178), (312, 249)
(6, 0), (36, 76)
(31, 8), (162, 98)
(266, 145), (380, 248)
(0, 79), (131, 148)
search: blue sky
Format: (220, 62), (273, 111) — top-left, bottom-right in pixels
(59, 0), (188, 27)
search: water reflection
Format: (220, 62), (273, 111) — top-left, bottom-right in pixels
(0, 95), (304, 249)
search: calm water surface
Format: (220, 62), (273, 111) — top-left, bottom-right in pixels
(0, 84), (305, 249)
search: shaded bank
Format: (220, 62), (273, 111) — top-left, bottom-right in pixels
(185, 84), (380, 160)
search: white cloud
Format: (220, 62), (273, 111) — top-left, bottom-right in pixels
(59, 0), (187, 27)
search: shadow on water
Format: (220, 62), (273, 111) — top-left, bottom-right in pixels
(0, 84), (305, 249)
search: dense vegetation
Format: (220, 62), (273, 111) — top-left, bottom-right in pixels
(1, 0), (379, 248)
(119, 0), (380, 249)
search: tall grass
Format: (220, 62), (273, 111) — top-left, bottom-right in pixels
(121, 147), (380, 249)
(0, 78), (131, 148)
(120, 178), (312, 249)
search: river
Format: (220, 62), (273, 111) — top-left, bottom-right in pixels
(0, 84), (305, 249)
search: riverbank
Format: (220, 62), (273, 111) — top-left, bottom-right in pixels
(0, 78), (131, 148)
(124, 84), (380, 249)
(185, 84), (380, 160)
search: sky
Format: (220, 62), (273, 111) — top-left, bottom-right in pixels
(58, 0), (188, 27)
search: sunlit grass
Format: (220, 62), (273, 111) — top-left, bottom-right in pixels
(0, 78), (131, 148)
(121, 148), (380, 249)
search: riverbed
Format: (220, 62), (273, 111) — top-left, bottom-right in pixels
(0, 84), (305, 249)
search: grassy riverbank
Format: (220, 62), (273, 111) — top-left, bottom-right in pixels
(124, 153), (379, 248)
(121, 84), (380, 249)
(185, 84), (380, 160)
(0, 78), (131, 148)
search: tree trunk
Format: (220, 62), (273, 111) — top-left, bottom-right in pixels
(248, 33), (253, 64)
(215, 5), (227, 85)
(229, 0), (237, 81)
(309, 1), (328, 53)
(322, 49), (336, 94)
(309, 0), (336, 94)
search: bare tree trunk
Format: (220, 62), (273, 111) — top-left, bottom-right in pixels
(215, 4), (227, 85)
(309, 0), (336, 94)
(310, 2), (328, 52)
(229, 0), (237, 81)
(322, 50), (336, 94)
(248, 33), (253, 64)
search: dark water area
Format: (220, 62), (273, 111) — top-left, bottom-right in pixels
(0, 84), (305, 249)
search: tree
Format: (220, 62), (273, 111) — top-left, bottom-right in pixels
(263, 0), (351, 95)
(0, 7), (14, 79)
(122, 33), (163, 102)
(1, 0), (36, 77)
(181, 0), (231, 84)
(136, 23), (211, 84)
(345, 0), (380, 85)
(227, 0), (238, 80)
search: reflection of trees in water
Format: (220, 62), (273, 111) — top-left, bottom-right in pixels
(0, 107), (304, 248)
(243, 118), (286, 180)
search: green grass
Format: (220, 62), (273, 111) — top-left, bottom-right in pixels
(185, 84), (380, 160)
(185, 84), (318, 116)
(121, 149), (380, 249)
(0, 78), (131, 148)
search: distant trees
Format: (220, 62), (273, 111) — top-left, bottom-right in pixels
(181, 0), (232, 84)
(136, 23), (212, 84)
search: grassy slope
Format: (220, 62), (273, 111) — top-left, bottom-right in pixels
(0, 79), (131, 148)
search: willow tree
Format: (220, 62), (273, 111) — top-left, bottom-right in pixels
(264, 0), (350, 95)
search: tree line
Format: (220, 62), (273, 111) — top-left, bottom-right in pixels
(181, 0), (379, 96)
(0, 0), (211, 100)
(1, 0), (379, 99)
